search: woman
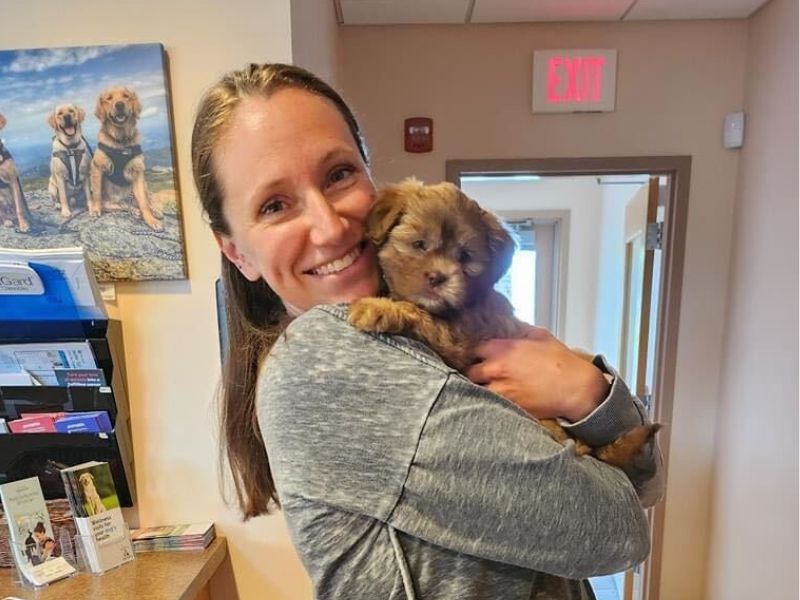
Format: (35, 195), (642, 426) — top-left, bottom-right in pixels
(192, 63), (663, 600)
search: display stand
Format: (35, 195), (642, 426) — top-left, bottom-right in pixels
(7, 534), (78, 589)
(72, 529), (136, 575)
(0, 254), (136, 506)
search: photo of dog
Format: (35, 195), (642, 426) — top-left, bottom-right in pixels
(90, 86), (163, 231)
(0, 114), (31, 233)
(0, 43), (186, 281)
(348, 178), (659, 469)
(47, 104), (92, 219)
(78, 472), (107, 516)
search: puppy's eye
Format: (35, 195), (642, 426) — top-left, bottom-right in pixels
(412, 240), (427, 252)
(458, 249), (472, 263)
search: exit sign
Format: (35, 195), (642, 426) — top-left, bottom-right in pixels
(532, 50), (617, 113)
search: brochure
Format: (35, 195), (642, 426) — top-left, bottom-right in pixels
(60, 461), (134, 573)
(131, 522), (215, 552)
(0, 476), (76, 586)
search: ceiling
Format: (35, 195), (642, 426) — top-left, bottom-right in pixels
(335, 0), (771, 25)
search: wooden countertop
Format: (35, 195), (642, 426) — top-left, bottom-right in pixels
(0, 537), (227, 600)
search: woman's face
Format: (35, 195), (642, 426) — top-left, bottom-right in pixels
(213, 88), (380, 313)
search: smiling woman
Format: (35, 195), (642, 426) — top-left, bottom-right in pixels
(192, 63), (663, 600)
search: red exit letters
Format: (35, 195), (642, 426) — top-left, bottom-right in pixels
(547, 56), (606, 104)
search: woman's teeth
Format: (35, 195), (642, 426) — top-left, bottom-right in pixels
(310, 244), (362, 276)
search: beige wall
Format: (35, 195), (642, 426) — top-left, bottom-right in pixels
(291, 0), (341, 87)
(0, 2), (314, 599)
(706, 0), (799, 598)
(340, 20), (748, 599)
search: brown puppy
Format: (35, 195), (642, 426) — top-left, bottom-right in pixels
(349, 179), (659, 469)
(47, 103), (93, 218)
(90, 86), (162, 230)
(0, 114), (30, 233)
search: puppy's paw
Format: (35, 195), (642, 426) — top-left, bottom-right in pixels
(60, 207), (72, 218)
(16, 219), (30, 233)
(594, 423), (661, 468)
(348, 298), (404, 334)
(2, 219), (13, 228)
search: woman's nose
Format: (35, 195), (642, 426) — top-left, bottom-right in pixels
(307, 193), (348, 246)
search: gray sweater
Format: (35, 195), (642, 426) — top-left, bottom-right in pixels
(257, 305), (664, 599)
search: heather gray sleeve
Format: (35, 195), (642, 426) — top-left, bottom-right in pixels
(559, 356), (664, 508)
(388, 374), (652, 579)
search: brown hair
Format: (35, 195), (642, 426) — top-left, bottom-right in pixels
(191, 63), (369, 519)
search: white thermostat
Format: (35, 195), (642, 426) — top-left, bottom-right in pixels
(723, 112), (745, 148)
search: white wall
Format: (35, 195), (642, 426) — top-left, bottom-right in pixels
(0, 2), (312, 599)
(291, 0), (341, 87)
(706, 0), (799, 597)
(594, 184), (640, 366)
(462, 176), (602, 349)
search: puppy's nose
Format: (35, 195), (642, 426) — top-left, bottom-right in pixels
(115, 101), (126, 112)
(426, 271), (447, 288)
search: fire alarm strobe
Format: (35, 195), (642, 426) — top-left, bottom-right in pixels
(404, 117), (433, 153)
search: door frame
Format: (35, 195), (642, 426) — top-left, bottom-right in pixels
(446, 156), (691, 600)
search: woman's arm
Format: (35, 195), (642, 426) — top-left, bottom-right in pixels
(466, 327), (664, 507)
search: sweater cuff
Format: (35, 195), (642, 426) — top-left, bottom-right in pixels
(560, 355), (647, 446)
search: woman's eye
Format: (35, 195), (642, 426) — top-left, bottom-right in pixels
(459, 249), (472, 263)
(328, 165), (355, 185)
(259, 198), (286, 216)
(412, 240), (427, 251)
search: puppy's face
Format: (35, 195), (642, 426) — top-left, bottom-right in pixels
(78, 473), (94, 489)
(48, 104), (85, 140)
(0, 113), (6, 130)
(368, 180), (515, 316)
(95, 86), (141, 128)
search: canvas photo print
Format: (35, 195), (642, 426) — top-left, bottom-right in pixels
(0, 43), (186, 281)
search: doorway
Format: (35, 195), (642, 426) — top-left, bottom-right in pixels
(448, 156), (691, 600)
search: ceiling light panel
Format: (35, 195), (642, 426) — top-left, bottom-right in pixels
(471, 0), (632, 23)
(625, 0), (770, 20)
(338, 0), (471, 25)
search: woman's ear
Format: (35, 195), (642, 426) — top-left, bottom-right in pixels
(214, 233), (260, 282)
(366, 184), (408, 247)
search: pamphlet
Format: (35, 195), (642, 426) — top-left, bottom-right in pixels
(59, 461), (134, 573)
(0, 477), (76, 586)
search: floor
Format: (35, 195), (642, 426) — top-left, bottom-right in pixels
(589, 573), (625, 600)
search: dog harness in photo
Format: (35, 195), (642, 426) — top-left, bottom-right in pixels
(0, 143), (13, 190)
(52, 136), (92, 187)
(97, 141), (143, 187)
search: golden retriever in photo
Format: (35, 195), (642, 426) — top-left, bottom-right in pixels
(78, 472), (106, 516)
(47, 104), (93, 218)
(348, 179), (659, 469)
(90, 86), (162, 230)
(0, 113), (30, 233)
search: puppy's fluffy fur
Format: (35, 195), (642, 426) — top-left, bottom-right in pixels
(47, 103), (93, 218)
(349, 179), (658, 468)
(90, 86), (162, 230)
(0, 114), (31, 233)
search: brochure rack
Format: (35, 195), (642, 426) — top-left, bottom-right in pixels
(0, 260), (136, 507)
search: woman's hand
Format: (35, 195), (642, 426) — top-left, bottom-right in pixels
(465, 325), (611, 422)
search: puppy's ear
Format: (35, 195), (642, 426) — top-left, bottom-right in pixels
(366, 184), (408, 247)
(0, 113), (6, 130)
(480, 206), (517, 284)
(76, 106), (86, 123)
(130, 89), (142, 118)
(46, 111), (57, 130)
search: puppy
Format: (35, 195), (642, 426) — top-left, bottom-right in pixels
(47, 104), (93, 218)
(348, 179), (659, 469)
(78, 472), (106, 516)
(0, 114), (30, 233)
(90, 86), (162, 230)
